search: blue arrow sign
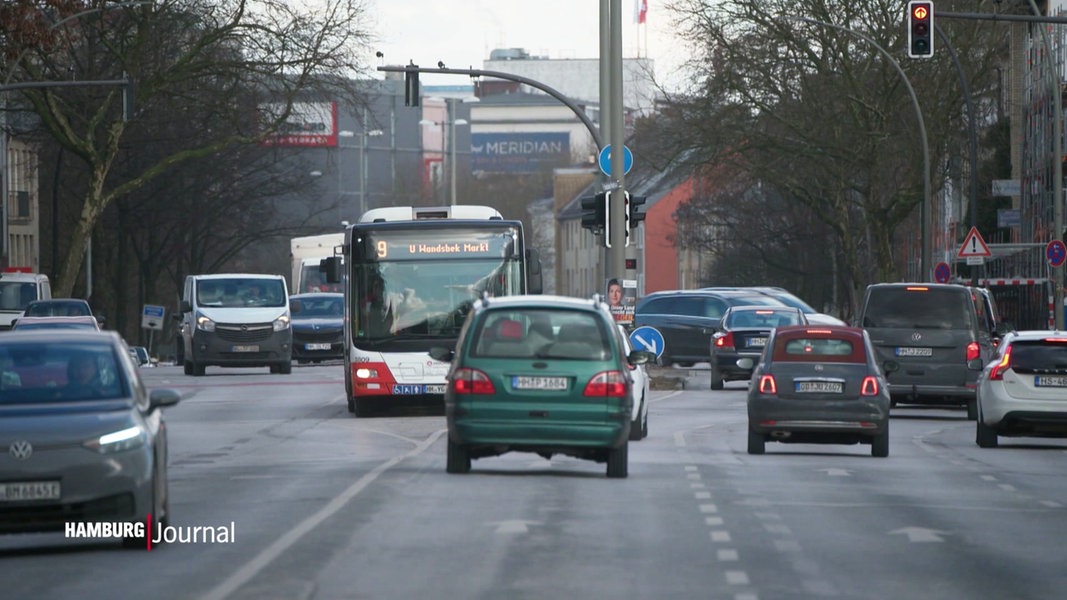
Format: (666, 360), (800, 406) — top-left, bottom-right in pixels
(598, 144), (633, 177)
(629, 326), (664, 358)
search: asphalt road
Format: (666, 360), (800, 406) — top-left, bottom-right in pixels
(1, 363), (1065, 600)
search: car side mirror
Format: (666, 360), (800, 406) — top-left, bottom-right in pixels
(627, 350), (654, 366)
(967, 358), (984, 371)
(148, 388), (181, 411)
(882, 359), (900, 374)
(736, 357), (754, 370)
(180, 300), (192, 313)
(428, 346), (454, 362)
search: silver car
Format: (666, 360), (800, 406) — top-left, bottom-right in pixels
(618, 325), (649, 441)
(976, 330), (1067, 448)
(0, 331), (180, 548)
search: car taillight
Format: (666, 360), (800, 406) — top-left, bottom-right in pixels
(714, 332), (735, 350)
(452, 368), (495, 394)
(758, 374), (777, 394)
(860, 376), (879, 396)
(584, 370), (628, 397)
(988, 346), (1013, 381)
(966, 342), (980, 362)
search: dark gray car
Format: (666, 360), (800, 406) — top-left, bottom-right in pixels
(858, 283), (997, 419)
(634, 290), (787, 367)
(0, 330), (180, 548)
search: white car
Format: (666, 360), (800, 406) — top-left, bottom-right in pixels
(619, 325), (649, 441)
(976, 330), (1067, 448)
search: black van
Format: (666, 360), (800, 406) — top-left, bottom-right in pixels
(858, 283), (1000, 419)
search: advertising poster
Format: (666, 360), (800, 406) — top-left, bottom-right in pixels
(606, 278), (637, 325)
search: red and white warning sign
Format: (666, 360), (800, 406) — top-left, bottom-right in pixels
(957, 226), (992, 258)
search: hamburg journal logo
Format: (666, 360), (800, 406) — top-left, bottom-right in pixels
(65, 516), (235, 550)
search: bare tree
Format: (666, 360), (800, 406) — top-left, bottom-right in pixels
(1, 0), (373, 296)
(662, 0), (1006, 304)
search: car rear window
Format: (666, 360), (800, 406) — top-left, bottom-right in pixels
(472, 308), (610, 360)
(1008, 339), (1067, 371)
(772, 332), (865, 363)
(862, 287), (972, 329)
(725, 308), (802, 328)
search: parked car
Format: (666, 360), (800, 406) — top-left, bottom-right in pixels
(289, 292), (344, 363)
(11, 315), (100, 331)
(0, 330), (180, 548)
(710, 305), (807, 390)
(18, 298), (103, 328)
(634, 289), (787, 367)
(127, 346), (151, 366)
(746, 325), (893, 457)
(704, 286), (846, 325)
(858, 283), (998, 419)
(976, 330), (1067, 447)
(618, 324), (649, 440)
(429, 294), (653, 478)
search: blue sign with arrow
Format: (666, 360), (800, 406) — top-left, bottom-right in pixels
(629, 326), (664, 358)
(598, 144), (633, 177)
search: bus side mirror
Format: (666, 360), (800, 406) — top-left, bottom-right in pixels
(525, 248), (543, 295)
(322, 257), (342, 284)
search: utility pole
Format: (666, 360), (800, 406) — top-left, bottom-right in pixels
(606, 0), (627, 282)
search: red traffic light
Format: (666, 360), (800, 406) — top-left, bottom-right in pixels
(911, 4), (929, 20)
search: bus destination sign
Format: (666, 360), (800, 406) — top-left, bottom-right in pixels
(363, 230), (516, 261)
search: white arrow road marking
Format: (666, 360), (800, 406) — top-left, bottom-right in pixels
(490, 520), (540, 534)
(817, 468), (852, 477)
(633, 333), (658, 354)
(889, 527), (947, 542)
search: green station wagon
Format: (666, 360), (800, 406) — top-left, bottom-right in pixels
(429, 294), (653, 478)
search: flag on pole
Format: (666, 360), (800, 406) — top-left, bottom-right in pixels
(634, 0), (648, 24)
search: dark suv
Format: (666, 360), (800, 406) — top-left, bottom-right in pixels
(634, 290), (787, 366)
(858, 283), (1002, 419)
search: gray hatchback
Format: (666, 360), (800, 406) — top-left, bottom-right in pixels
(0, 331), (180, 548)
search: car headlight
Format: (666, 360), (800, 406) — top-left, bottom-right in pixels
(196, 313), (216, 332)
(84, 426), (147, 454)
(273, 315), (290, 331)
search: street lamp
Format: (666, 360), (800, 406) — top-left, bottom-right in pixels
(419, 97), (477, 205)
(338, 128), (383, 217)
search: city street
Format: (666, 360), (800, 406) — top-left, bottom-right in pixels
(2, 364), (1064, 599)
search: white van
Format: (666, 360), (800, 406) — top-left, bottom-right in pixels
(0, 272), (52, 330)
(175, 274), (292, 376)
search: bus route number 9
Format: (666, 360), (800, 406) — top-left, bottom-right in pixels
(376, 241), (387, 258)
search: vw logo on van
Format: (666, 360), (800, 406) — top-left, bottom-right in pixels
(911, 332), (923, 342)
(9, 440), (33, 460)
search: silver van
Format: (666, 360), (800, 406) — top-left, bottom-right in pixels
(0, 272), (52, 330)
(176, 274), (292, 376)
(859, 283), (999, 419)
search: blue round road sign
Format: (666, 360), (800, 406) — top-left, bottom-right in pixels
(1047, 240), (1067, 267)
(598, 144), (633, 177)
(629, 326), (664, 358)
(933, 261), (951, 284)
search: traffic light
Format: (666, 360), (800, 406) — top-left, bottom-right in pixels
(623, 193), (647, 247)
(907, 1), (934, 59)
(580, 192), (607, 233)
(404, 64), (420, 107)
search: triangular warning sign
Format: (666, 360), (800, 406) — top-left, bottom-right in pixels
(957, 226), (992, 258)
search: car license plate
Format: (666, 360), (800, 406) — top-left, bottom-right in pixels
(305, 343), (332, 351)
(512, 376), (568, 390)
(0, 481), (61, 502)
(232, 345), (259, 352)
(747, 337), (767, 348)
(895, 347), (932, 357)
(1035, 375), (1067, 387)
(795, 381), (843, 393)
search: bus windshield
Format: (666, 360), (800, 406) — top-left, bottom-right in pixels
(353, 258), (523, 342)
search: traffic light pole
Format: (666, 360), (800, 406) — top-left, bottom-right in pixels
(606, 0), (627, 281)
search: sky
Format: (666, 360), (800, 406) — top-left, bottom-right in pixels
(367, 0), (689, 89)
